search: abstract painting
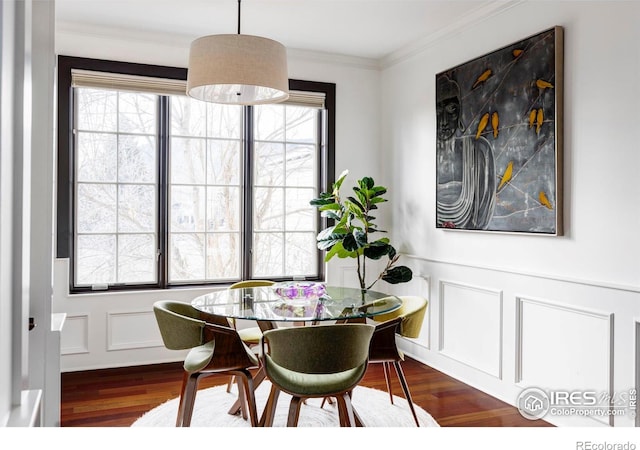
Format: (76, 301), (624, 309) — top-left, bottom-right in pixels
(435, 26), (563, 235)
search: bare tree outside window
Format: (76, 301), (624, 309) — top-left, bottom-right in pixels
(75, 88), (157, 286)
(62, 58), (332, 292)
(253, 104), (318, 278)
(168, 96), (242, 282)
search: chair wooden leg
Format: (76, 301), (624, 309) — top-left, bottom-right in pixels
(178, 372), (199, 427)
(226, 375), (235, 393)
(347, 390), (364, 427)
(335, 392), (356, 427)
(320, 396), (335, 409)
(235, 377), (248, 420)
(393, 361), (420, 427)
(234, 369), (258, 427)
(261, 384), (280, 427)
(287, 396), (303, 427)
(382, 361), (394, 404)
(228, 365), (266, 416)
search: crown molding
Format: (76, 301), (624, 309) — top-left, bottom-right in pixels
(380, 0), (525, 69)
(56, 21), (380, 70)
(57, 21), (193, 47)
(57, 2), (524, 72)
(286, 48), (380, 71)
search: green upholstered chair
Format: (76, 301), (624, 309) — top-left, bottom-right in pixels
(229, 280), (275, 345)
(260, 323), (374, 427)
(225, 280), (275, 393)
(368, 295), (428, 426)
(153, 300), (260, 427)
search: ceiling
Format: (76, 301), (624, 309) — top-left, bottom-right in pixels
(55, 0), (496, 61)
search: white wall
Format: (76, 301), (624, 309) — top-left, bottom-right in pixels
(53, 31), (382, 370)
(381, 1), (640, 427)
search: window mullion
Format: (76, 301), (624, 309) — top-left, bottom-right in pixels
(158, 96), (170, 288)
(242, 106), (254, 280)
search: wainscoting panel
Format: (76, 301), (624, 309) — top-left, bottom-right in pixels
(439, 280), (503, 378)
(60, 314), (89, 355)
(107, 310), (163, 351)
(516, 297), (613, 390)
(516, 297), (613, 425)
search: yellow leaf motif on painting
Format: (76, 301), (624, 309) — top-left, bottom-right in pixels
(536, 108), (544, 134)
(476, 112), (490, 139)
(472, 69), (492, 89)
(539, 191), (553, 210)
(491, 112), (499, 138)
(536, 79), (554, 90)
(513, 49), (523, 57)
(498, 161), (513, 191)
(528, 109), (537, 129)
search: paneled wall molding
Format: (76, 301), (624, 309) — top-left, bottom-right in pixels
(514, 296), (614, 384)
(107, 310), (163, 351)
(404, 254), (640, 294)
(514, 296), (614, 426)
(60, 314), (89, 355)
(438, 280), (503, 379)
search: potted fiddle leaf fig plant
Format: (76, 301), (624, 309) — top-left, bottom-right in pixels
(310, 169), (412, 290)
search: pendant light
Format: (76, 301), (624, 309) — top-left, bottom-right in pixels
(186, 0), (290, 105)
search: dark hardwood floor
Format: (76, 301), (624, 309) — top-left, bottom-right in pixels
(61, 357), (552, 427)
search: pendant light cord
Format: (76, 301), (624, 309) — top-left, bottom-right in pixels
(237, 0), (241, 34)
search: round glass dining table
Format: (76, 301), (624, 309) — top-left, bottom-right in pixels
(191, 284), (401, 425)
(190, 285), (402, 323)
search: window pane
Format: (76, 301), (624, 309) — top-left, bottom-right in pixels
(170, 233), (205, 282)
(207, 103), (242, 139)
(207, 139), (240, 185)
(76, 88), (117, 132)
(118, 184), (156, 232)
(76, 234), (116, 285)
(253, 232), (284, 277)
(206, 233), (240, 279)
(285, 188), (316, 231)
(68, 72), (329, 290)
(255, 104), (285, 141)
(286, 106), (316, 142)
(170, 137), (206, 184)
(170, 186), (205, 232)
(76, 132), (117, 182)
(255, 142), (285, 186)
(207, 186), (239, 232)
(285, 232), (317, 275)
(171, 95), (207, 137)
(168, 96), (243, 284)
(251, 101), (323, 281)
(254, 187), (284, 231)
(118, 135), (157, 183)
(118, 92), (157, 134)
(76, 183), (116, 233)
(118, 234), (156, 283)
(286, 144), (316, 187)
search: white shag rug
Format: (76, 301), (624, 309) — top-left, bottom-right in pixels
(132, 381), (439, 427)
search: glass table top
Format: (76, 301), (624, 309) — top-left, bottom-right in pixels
(191, 285), (401, 322)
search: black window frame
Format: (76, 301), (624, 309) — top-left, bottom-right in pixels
(57, 55), (335, 293)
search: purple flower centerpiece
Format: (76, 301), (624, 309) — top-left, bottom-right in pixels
(273, 281), (326, 305)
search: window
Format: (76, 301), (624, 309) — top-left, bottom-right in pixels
(57, 56), (335, 292)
